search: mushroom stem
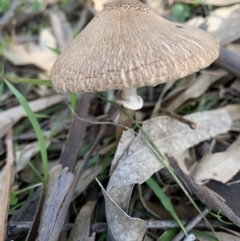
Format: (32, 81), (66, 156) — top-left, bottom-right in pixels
(115, 88), (143, 141)
(115, 88), (143, 111)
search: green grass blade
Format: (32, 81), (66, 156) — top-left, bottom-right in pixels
(193, 230), (218, 241)
(146, 177), (187, 236)
(97, 232), (107, 241)
(158, 228), (179, 241)
(5, 80), (49, 184)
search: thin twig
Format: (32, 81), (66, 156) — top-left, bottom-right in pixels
(161, 108), (197, 129)
(172, 208), (209, 241)
(8, 218), (222, 237)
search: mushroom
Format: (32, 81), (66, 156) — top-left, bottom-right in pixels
(50, 0), (219, 137)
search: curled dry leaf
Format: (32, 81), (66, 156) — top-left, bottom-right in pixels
(0, 94), (66, 139)
(164, 70), (227, 111)
(97, 179), (147, 241)
(168, 155), (240, 227)
(68, 201), (96, 241)
(4, 29), (58, 72)
(193, 135), (240, 183)
(103, 109), (232, 241)
(108, 109), (232, 191)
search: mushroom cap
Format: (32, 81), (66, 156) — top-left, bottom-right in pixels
(50, 0), (219, 93)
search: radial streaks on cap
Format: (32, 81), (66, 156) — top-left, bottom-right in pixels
(50, 0), (219, 93)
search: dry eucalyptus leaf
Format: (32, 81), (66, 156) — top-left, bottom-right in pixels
(108, 109), (232, 191)
(0, 132), (14, 241)
(36, 165), (75, 241)
(168, 155), (240, 227)
(4, 29), (57, 72)
(193, 135), (240, 183)
(186, 4), (240, 45)
(68, 201), (96, 241)
(221, 104), (240, 121)
(97, 179), (147, 241)
(0, 94), (66, 139)
(165, 71), (227, 111)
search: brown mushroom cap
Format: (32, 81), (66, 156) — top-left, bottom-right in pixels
(50, 0), (219, 93)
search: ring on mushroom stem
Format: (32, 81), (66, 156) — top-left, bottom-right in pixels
(50, 0), (219, 139)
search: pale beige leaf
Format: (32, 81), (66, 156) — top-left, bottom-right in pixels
(165, 71), (227, 111)
(108, 109), (232, 191)
(0, 132), (14, 241)
(97, 179), (146, 241)
(193, 135), (240, 183)
(0, 94), (66, 139)
(68, 201), (96, 241)
(196, 232), (240, 241)
(220, 104), (240, 121)
(186, 4), (240, 45)
(4, 29), (57, 72)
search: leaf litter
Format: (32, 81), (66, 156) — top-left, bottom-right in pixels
(1, 0), (240, 240)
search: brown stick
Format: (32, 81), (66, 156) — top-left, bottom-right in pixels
(161, 108), (197, 129)
(59, 93), (91, 171)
